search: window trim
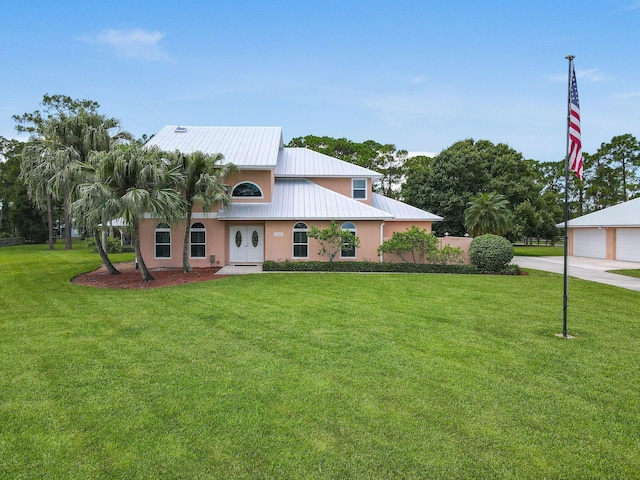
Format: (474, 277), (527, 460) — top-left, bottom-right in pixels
(352, 178), (367, 200)
(154, 223), (171, 259)
(340, 222), (357, 258)
(231, 181), (264, 198)
(189, 222), (206, 259)
(292, 222), (309, 259)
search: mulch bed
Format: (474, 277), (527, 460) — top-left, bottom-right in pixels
(71, 261), (224, 289)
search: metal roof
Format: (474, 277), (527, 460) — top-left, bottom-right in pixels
(372, 193), (443, 221)
(145, 126), (283, 168)
(218, 178), (394, 220)
(275, 147), (383, 179)
(562, 197), (640, 227)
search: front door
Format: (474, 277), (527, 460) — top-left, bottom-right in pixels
(229, 225), (264, 263)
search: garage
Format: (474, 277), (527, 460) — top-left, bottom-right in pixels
(563, 197), (640, 262)
(573, 228), (606, 259)
(616, 228), (640, 262)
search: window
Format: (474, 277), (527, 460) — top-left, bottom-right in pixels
(293, 222), (308, 258)
(190, 222), (206, 258)
(352, 179), (367, 199)
(232, 182), (263, 197)
(155, 223), (171, 258)
(341, 222), (356, 258)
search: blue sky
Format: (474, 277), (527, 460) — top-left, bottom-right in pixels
(1, 1), (638, 162)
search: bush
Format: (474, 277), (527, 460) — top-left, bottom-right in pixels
(469, 234), (514, 273)
(86, 236), (134, 254)
(262, 260), (478, 274)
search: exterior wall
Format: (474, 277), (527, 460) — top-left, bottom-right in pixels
(606, 228), (616, 260)
(439, 236), (472, 264)
(139, 217), (228, 269)
(226, 169), (274, 202)
(308, 177), (373, 206)
(264, 219), (383, 262)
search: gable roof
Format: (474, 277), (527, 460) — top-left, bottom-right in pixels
(564, 197), (640, 227)
(372, 193), (443, 221)
(218, 178), (394, 220)
(276, 147), (383, 180)
(145, 126), (283, 168)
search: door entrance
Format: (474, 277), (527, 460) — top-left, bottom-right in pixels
(229, 225), (264, 263)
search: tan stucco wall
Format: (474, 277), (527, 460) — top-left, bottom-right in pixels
(606, 227), (616, 260)
(139, 217), (228, 269)
(226, 169), (274, 202)
(264, 220), (383, 262)
(308, 177), (373, 206)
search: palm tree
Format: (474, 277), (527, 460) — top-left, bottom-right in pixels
(171, 151), (236, 272)
(21, 108), (131, 249)
(81, 144), (186, 281)
(20, 145), (58, 249)
(464, 192), (511, 237)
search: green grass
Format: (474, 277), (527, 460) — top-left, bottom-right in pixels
(513, 245), (564, 256)
(1, 244), (639, 479)
(608, 269), (640, 278)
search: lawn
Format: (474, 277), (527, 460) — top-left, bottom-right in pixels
(1, 243), (639, 479)
(608, 269), (640, 279)
(513, 245), (564, 256)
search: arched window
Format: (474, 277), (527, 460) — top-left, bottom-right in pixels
(341, 222), (356, 258)
(190, 222), (206, 258)
(155, 223), (171, 258)
(293, 222), (308, 258)
(232, 182), (263, 198)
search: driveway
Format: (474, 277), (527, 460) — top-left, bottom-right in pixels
(513, 256), (640, 292)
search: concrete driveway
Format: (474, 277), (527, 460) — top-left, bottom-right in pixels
(513, 256), (640, 292)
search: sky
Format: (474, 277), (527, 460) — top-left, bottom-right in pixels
(1, 0), (638, 162)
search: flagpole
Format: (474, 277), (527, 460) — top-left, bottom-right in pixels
(562, 55), (574, 338)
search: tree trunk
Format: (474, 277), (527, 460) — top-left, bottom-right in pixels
(182, 205), (193, 273)
(63, 183), (72, 249)
(94, 228), (120, 275)
(133, 221), (154, 282)
(46, 193), (54, 250)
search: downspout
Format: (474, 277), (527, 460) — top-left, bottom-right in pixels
(379, 222), (385, 262)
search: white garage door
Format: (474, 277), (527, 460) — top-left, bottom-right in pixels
(616, 228), (640, 262)
(573, 228), (606, 258)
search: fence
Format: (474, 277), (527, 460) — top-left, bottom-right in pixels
(0, 237), (25, 247)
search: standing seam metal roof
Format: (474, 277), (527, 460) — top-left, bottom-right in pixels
(144, 126), (283, 167)
(275, 148), (383, 179)
(218, 178), (394, 220)
(562, 197), (640, 227)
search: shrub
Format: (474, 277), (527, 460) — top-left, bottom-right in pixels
(469, 234), (514, 273)
(86, 236), (134, 253)
(378, 226), (438, 263)
(262, 260), (478, 274)
(427, 244), (465, 265)
(308, 221), (360, 262)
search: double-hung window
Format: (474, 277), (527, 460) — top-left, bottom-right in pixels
(293, 222), (308, 258)
(155, 223), (171, 258)
(341, 222), (357, 258)
(352, 179), (367, 199)
(190, 222), (206, 258)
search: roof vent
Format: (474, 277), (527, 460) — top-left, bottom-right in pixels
(175, 126), (187, 133)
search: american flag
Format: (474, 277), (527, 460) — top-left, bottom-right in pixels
(568, 62), (583, 179)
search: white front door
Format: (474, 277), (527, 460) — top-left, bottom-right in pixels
(229, 225), (264, 263)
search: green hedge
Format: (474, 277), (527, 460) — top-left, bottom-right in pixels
(262, 260), (478, 274)
(469, 234), (514, 273)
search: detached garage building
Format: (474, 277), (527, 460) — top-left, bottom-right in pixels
(562, 197), (640, 262)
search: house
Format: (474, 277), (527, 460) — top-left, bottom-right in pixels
(139, 126), (447, 268)
(562, 197), (640, 262)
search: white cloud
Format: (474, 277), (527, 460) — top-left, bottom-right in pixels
(79, 28), (171, 62)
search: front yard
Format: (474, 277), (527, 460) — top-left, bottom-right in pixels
(1, 243), (639, 478)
